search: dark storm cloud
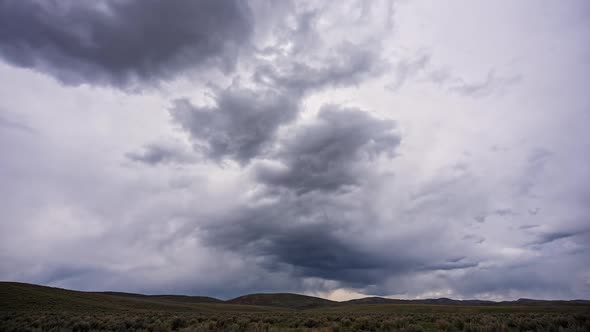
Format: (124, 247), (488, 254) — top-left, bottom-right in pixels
(200, 194), (419, 286)
(170, 86), (300, 164)
(198, 190), (483, 291)
(254, 105), (400, 194)
(0, 0), (253, 87)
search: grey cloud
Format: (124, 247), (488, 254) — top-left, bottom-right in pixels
(473, 215), (487, 223)
(448, 263), (577, 300)
(397, 63), (523, 99)
(199, 193), (427, 288)
(187, 105), (408, 288)
(255, 41), (385, 94)
(473, 208), (517, 223)
(449, 70), (522, 98)
(0, 113), (34, 133)
(0, 0), (253, 87)
(197, 191), (486, 293)
(163, 3), (388, 165)
(171, 44), (385, 164)
(462, 234), (486, 244)
(125, 141), (195, 165)
(528, 229), (589, 246)
(423, 261), (479, 271)
(529, 207), (541, 215)
(519, 224), (541, 230)
(493, 208), (517, 217)
(170, 86), (300, 164)
(520, 148), (552, 195)
(386, 54), (430, 91)
(254, 105), (400, 194)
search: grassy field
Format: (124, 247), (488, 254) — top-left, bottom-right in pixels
(1, 282), (589, 332)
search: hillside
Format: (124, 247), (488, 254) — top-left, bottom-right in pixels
(342, 296), (590, 307)
(2, 282), (589, 313)
(2, 283), (589, 332)
(98, 291), (222, 304)
(228, 293), (338, 309)
(0, 282), (284, 313)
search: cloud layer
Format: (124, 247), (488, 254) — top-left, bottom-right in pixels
(0, 0), (589, 301)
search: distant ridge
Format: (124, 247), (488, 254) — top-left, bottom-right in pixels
(228, 293), (338, 309)
(342, 296), (590, 306)
(1, 281), (589, 311)
(343, 297), (495, 305)
(97, 291), (223, 304)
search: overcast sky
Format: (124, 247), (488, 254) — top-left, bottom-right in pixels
(0, 0), (589, 301)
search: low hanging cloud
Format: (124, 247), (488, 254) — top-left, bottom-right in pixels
(0, 0), (253, 87)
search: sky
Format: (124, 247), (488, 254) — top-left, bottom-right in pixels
(0, 0), (589, 301)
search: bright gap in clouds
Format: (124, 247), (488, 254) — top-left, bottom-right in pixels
(0, 0), (589, 300)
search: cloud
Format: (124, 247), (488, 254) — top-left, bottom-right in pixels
(519, 148), (552, 195)
(0, 113), (34, 133)
(181, 104), (406, 288)
(528, 229), (590, 246)
(519, 224), (540, 230)
(170, 85), (300, 164)
(386, 54), (430, 91)
(254, 105), (400, 194)
(125, 141), (195, 165)
(448, 70), (522, 98)
(170, 36), (387, 165)
(255, 41), (385, 94)
(0, 0), (589, 301)
(198, 191), (428, 288)
(0, 0), (253, 87)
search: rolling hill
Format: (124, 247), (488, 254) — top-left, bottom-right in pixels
(0, 282), (285, 313)
(228, 293), (338, 309)
(1, 281), (589, 313)
(342, 297), (495, 306)
(97, 291), (222, 304)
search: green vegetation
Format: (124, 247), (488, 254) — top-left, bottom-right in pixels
(1, 282), (589, 332)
